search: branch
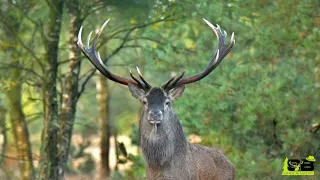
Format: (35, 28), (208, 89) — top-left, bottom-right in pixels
(0, 154), (39, 161)
(11, 3), (47, 45)
(112, 36), (165, 46)
(0, 18), (45, 73)
(91, 16), (177, 52)
(80, 1), (106, 20)
(77, 69), (96, 100)
(77, 102), (98, 124)
(0, 164), (11, 179)
(129, 36), (165, 45)
(58, 57), (83, 66)
(108, 16), (173, 40)
(77, 17), (181, 98)
(0, 63), (42, 80)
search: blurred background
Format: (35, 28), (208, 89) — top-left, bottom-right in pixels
(0, 0), (319, 179)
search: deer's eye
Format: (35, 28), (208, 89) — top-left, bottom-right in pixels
(165, 100), (170, 105)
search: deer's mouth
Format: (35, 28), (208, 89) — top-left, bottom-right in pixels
(149, 120), (161, 124)
(148, 116), (162, 125)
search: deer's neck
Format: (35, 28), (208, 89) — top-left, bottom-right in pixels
(139, 113), (187, 167)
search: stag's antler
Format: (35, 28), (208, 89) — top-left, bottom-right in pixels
(78, 19), (235, 92)
(162, 18), (235, 91)
(77, 19), (151, 90)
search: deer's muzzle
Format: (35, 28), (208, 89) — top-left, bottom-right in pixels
(148, 110), (163, 124)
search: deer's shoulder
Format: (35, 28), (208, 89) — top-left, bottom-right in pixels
(188, 143), (235, 179)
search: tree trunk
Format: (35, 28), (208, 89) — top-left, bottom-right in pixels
(0, 100), (6, 164)
(38, 0), (64, 179)
(57, 0), (83, 178)
(96, 74), (111, 179)
(5, 64), (35, 180)
(1, 1), (35, 178)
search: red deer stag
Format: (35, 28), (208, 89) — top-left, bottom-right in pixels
(78, 18), (235, 180)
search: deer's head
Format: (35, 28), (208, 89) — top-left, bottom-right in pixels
(77, 18), (235, 131)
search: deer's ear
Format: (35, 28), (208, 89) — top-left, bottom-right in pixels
(168, 85), (185, 101)
(128, 83), (145, 100)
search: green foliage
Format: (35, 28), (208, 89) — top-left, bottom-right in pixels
(137, 0), (320, 179)
(0, 0), (319, 179)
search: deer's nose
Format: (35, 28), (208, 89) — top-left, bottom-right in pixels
(148, 110), (163, 124)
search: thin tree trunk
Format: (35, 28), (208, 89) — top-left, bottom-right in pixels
(38, 0), (64, 179)
(57, 0), (83, 178)
(96, 74), (111, 180)
(1, 1), (35, 178)
(5, 64), (35, 180)
(0, 100), (6, 164)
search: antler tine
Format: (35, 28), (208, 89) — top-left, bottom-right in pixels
(77, 19), (151, 90)
(162, 19), (235, 90)
(130, 70), (145, 88)
(161, 74), (177, 90)
(136, 67), (151, 89)
(78, 25), (112, 78)
(92, 19), (110, 50)
(165, 71), (185, 90)
(86, 31), (93, 48)
(78, 26), (84, 49)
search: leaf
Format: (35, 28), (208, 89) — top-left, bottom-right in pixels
(184, 38), (196, 49)
(130, 19), (137, 24)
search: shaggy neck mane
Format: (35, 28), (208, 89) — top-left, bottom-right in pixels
(139, 114), (187, 168)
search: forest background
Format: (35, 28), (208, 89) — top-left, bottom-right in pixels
(0, 0), (319, 179)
